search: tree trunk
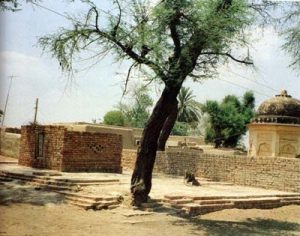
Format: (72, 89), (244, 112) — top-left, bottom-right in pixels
(157, 102), (178, 151)
(130, 85), (180, 205)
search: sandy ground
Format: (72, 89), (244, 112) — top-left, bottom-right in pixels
(0, 182), (300, 236)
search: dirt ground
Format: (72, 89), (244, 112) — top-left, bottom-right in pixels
(0, 182), (300, 236)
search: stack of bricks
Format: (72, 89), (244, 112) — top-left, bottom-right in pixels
(19, 125), (122, 173)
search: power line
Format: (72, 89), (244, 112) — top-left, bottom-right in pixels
(227, 70), (279, 93)
(31, 1), (114, 21)
(31, 2), (71, 19)
(216, 77), (271, 98)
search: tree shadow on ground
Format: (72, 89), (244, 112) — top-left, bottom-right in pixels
(173, 217), (300, 236)
(140, 203), (300, 235)
(0, 181), (65, 206)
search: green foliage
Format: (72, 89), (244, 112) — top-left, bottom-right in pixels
(171, 121), (188, 136)
(282, 2), (300, 71)
(202, 91), (255, 148)
(243, 91), (255, 109)
(0, 0), (20, 11)
(170, 86), (202, 136)
(177, 87), (202, 123)
(39, 0), (257, 83)
(103, 110), (125, 126)
(119, 85), (153, 128)
(0, 0), (37, 12)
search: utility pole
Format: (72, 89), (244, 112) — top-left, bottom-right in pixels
(33, 98), (39, 124)
(1, 75), (17, 127)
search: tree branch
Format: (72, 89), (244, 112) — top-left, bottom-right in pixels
(123, 62), (137, 96)
(201, 52), (253, 65)
(112, 0), (122, 37)
(169, 10), (182, 59)
(87, 6), (167, 81)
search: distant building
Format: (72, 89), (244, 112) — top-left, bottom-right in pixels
(248, 90), (300, 158)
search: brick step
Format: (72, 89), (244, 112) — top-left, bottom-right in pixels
(21, 178), (75, 187)
(63, 195), (98, 205)
(93, 201), (121, 210)
(0, 172), (119, 186)
(169, 194), (300, 201)
(233, 199), (283, 209)
(234, 202), (285, 210)
(164, 195), (187, 200)
(275, 194), (300, 198)
(107, 204), (120, 210)
(68, 182), (120, 186)
(0, 172), (52, 183)
(63, 195), (121, 210)
(32, 171), (62, 177)
(57, 191), (119, 202)
(168, 198), (193, 205)
(65, 200), (94, 210)
(0, 173), (74, 191)
(255, 202), (286, 209)
(280, 196), (300, 201)
(38, 183), (74, 191)
(0, 176), (13, 182)
(64, 197), (119, 208)
(95, 200), (120, 207)
(164, 203), (189, 210)
(55, 178), (120, 184)
(281, 199), (300, 205)
(232, 197), (281, 205)
(194, 199), (232, 205)
(0, 161), (18, 164)
(182, 203), (234, 216)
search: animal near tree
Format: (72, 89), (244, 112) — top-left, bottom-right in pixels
(39, 0), (273, 205)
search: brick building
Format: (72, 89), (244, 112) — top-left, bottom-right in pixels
(19, 125), (122, 173)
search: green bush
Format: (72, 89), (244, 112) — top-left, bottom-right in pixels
(202, 91), (255, 148)
(171, 122), (188, 136)
(103, 110), (125, 126)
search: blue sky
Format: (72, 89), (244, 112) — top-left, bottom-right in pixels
(0, 1), (299, 127)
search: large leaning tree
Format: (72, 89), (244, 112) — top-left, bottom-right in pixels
(39, 0), (274, 205)
(158, 86), (202, 151)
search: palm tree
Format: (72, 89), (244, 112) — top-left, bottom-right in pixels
(158, 87), (202, 151)
(177, 87), (202, 123)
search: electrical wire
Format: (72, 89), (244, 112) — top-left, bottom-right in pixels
(216, 77), (271, 98)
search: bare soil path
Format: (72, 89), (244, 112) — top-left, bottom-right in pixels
(1, 156), (300, 235)
(1, 180), (300, 236)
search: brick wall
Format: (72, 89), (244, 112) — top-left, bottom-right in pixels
(122, 148), (201, 175)
(19, 125), (65, 170)
(19, 125), (122, 173)
(61, 131), (122, 172)
(122, 149), (137, 171)
(196, 154), (300, 193)
(122, 149), (300, 193)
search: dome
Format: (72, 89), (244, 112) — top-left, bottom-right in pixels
(253, 90), (300, 124)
